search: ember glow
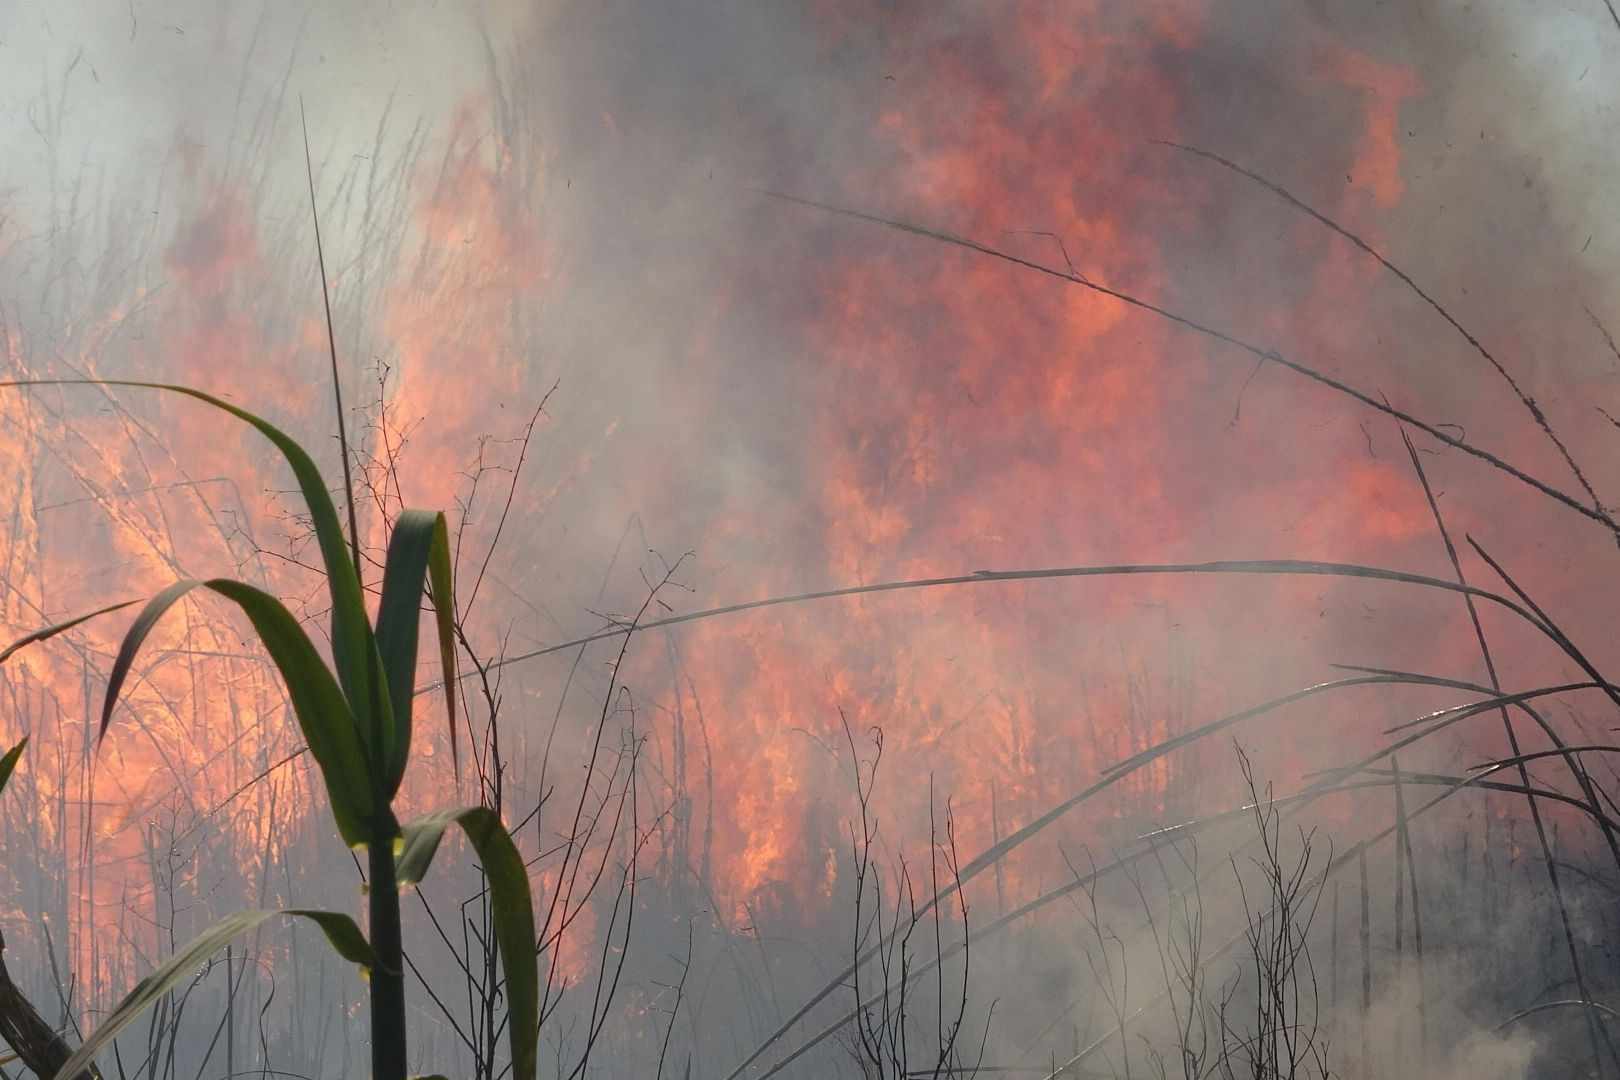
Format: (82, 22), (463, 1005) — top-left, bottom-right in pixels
(2, 1), (1619, 1077)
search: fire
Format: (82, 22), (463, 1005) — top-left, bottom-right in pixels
(0, 85), (566, 1009)
(0, 3), (1610, 1068)
(1311, 34), (1428, 210)
(387, 100), (550, 472)
(0, 0), (1425, 959)
(0, 175), (331, 1005)
(651, 1), (1450, 925)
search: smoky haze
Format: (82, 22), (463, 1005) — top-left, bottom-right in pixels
(1, 1), (1619, 1078)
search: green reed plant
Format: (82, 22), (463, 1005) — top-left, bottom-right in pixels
(0, 741), (21, 799)
(1, 381), (538, 1080)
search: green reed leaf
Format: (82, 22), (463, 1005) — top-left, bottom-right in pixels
(0, 601), (140, 665)
(0, 738), (26, 797)
(398, 807), (537, 1080)
(375, 510), (458, 795)
(52, 909), (376, 1080)
(101, 579), (375, 846)
(0, 380), (392, 766)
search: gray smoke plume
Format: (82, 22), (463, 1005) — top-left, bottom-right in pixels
(1, 2), (1618, 1078)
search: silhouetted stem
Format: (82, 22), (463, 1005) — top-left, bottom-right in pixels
(369, 839), (406, 1080)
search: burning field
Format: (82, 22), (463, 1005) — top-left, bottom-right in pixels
(2, 0), (1619, 1077)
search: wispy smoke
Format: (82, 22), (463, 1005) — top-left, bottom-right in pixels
(1, 1), (1618, 1077)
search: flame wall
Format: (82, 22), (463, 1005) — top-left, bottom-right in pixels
(1, 0), (1619, 1074)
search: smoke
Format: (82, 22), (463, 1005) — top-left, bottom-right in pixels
(1, 0), (1619, 1077)
(1357, 969), (1540, 1080)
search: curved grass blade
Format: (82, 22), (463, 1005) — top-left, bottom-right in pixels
(398, 807), (537, 1080)
(724, 671), (1405, 1080)
(294, 908), (382, 971)
(100, 578), (374, 846)
(202, 580), (380, 846)
(438, 558), (1558, 695)
(375, 510), (457, 794)
(1496, 1000), (1620, 1033)
(0, 738), (26, 796)
(1163, 140), (1614, 535)
(51, 909), (375, 1080)
(425, 514), (457, 766)
(0, 601), (140, 664)
(100, 582), (207, 738)
(756, 197), (1607, 529)
(0, 380), (390, 752)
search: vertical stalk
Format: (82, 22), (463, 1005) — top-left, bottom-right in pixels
(1401, 430), (1614, 1075)
(990, 779), (1005, 918)
(300, 100), (363, 587)
(1329, 880), (1339, 1014)
(1392, 758), (1429, 1068)
(369, 838), (407, 1080)
(1358, 851), (1370, 1078)
(1392, 773), (1406, 1073)
(225, 943), (235, 1080)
